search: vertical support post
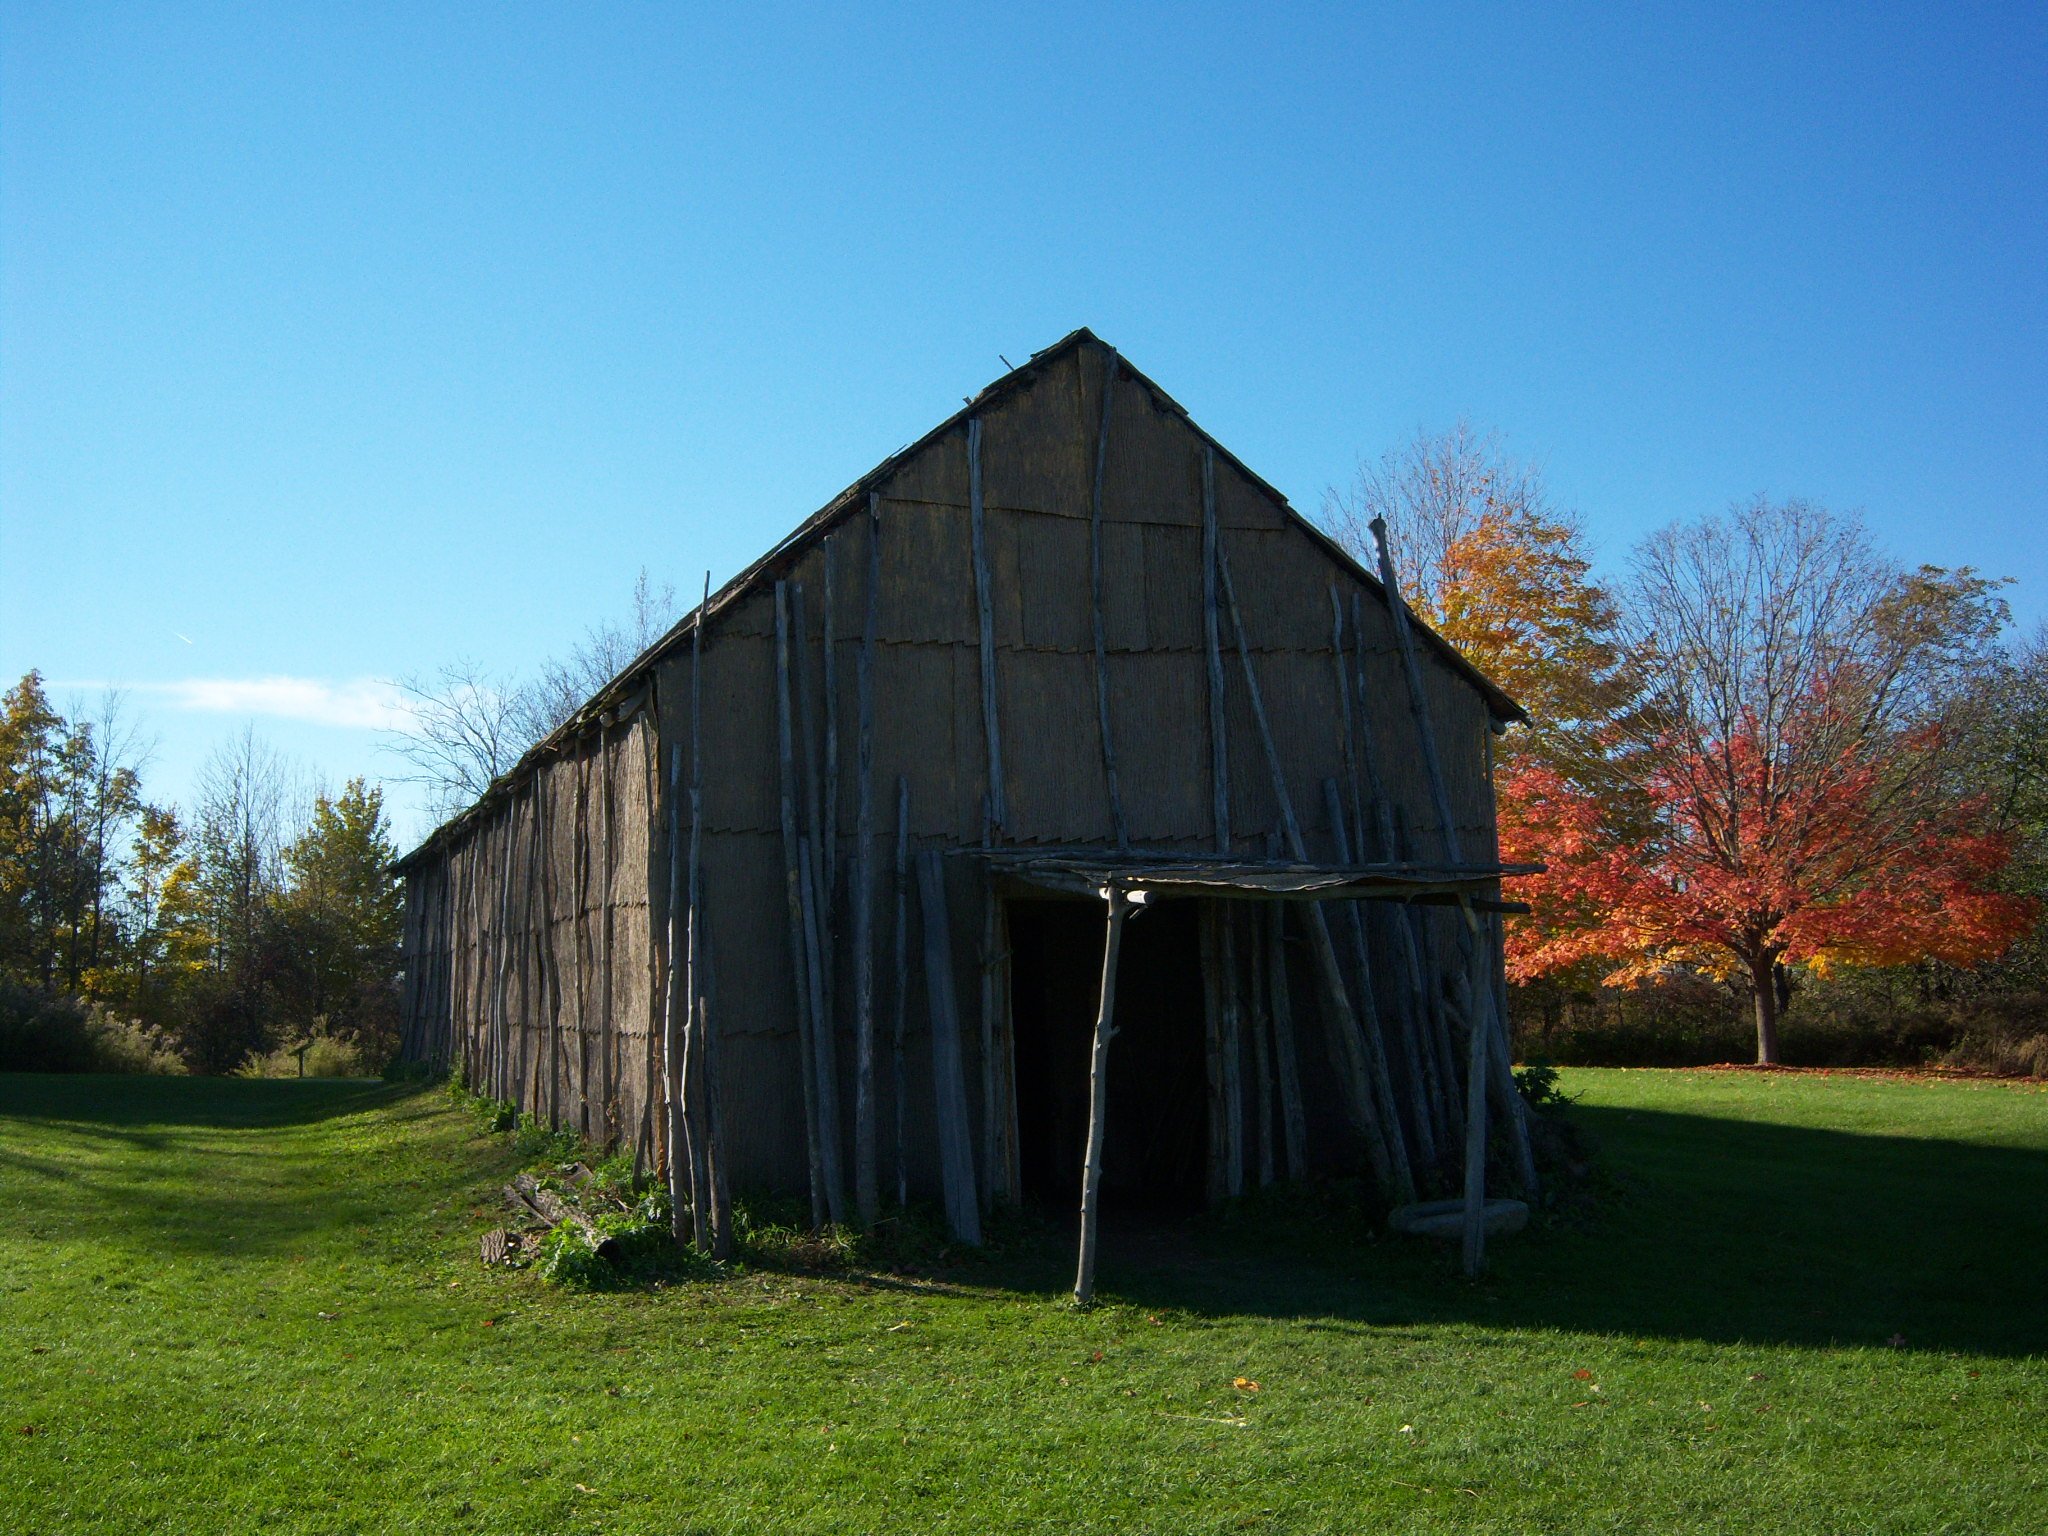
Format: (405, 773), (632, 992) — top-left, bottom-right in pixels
(891, 776), (912, 1208)
(1202, 447), (1231, 854)
(968, 417), (1006, 836)
(853, 498), (881, 1225)
(663, 741), (699, 1248)
(1073, 887), (1136, 1308)
(1089, 345), (1129, 851)
(775, 582), (828, 1227)
(916, 851), (981, 1244)
(689, 573), (730, 1258)
(1461, 929), (1491, 1278)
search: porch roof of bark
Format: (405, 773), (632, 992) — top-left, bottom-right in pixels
(976, 849), (1540, 903)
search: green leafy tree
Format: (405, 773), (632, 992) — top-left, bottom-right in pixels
(275, 778), (404, 1062)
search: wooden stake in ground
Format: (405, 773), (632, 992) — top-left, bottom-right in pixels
(1073, 886), (1138, 1308)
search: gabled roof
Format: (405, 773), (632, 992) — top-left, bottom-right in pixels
(397, 329), (1524, 869)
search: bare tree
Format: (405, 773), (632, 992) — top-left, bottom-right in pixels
(386, 570), (684, 817)
(386, 659), (533, 819)
(1324, 420), (1548, 611)
(517, 569), (682, 740)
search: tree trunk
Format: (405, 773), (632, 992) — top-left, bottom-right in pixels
(1750, 953), (1780, 1066)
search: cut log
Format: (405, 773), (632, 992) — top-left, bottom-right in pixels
(506, 1172), (620, 1258)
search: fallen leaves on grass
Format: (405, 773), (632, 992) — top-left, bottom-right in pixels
(1232, 1377), (1260, 1393)
(1572, 1368), (1593, 1380)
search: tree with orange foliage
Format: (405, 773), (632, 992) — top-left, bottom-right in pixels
(1325, 422), (1642, 800)
(1502, 498), (2034, 1063)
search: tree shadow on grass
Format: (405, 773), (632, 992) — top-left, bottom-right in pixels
(0, 1072), (413, 1132)
(1057, 1103), (2048, 1360)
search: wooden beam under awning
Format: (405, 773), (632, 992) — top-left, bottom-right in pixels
(975, 849), (1539, 908)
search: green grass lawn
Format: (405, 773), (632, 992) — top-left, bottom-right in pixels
(3, 1068), (2045, 1534)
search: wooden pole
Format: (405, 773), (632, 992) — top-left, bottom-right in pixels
(1089, 345), (1129, 851)
(1369, 518), (1535, 1205)
(775, 582), (828, 1227)
(598, 728), (617, 1145)
(1246, 903), (1276, 1188)
(979, 877), (1000, 1210)
(1460, 935), (1490, 1278)
(852, 498), (881, 1225)
(689, 573), (730, 1258)
(891, 775), (912, 1207)
(1200, 904), (1226, 1207)
(662, 740), (697, 1247)
(1073, 887), (1135, 1308)
(1325, 778), (1434, 1173)
(968, 417), (1007, 836)
(1202, 447), (1231, 853)
(1219, 905), (1245, 1199)
(793, 581), (841, 1193)
(799, 836), (846, 1224)
(1215, 538), (1412, 1203)
(572, 746), (590, 1136)
(1265, 898), (1309, 1181)
(915, 851), (981, 1244)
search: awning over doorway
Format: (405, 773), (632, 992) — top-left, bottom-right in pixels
(975, 848), (1539, 905)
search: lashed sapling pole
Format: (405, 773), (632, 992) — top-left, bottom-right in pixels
(1073, 886), (1138, 1308)
(775, 582), (828, 1227)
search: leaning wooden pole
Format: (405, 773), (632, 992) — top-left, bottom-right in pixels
(852, 497), (881, 1226)
(1214, 538), (1412, 1203)
(1073, 887), (1136, 1308)
(775, 582), (828, 1227)
(1369, 516), (1534, 1236)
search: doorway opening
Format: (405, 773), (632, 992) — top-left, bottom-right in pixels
(1008, 896), (1208, 1214)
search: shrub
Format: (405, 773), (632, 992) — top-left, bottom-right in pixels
(0, 985), (184, 1074)
(236, 1034), (370, 1079)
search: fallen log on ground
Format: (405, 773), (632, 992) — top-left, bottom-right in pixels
(506, 1172), (620, 1258)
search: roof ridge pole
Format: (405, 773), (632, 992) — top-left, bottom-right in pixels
(1202, 448), (1231, 854)
(968, 417), (1007, 839)
(1214, 536), (1412, 1204)
(1089, 346), (1130, 852)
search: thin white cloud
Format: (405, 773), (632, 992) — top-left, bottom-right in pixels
(123, 676), (409, 731)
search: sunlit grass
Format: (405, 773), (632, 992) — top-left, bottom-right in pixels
(3, 1068), (2044, 1533)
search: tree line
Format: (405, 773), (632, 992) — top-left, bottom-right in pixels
(1327, 428), (2045, 1069)
(0, 677), (403, 1074)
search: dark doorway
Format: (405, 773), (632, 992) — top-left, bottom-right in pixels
(1008, 896), (1208, 1214)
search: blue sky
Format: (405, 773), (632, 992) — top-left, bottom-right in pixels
(4, 3), (2043, 844)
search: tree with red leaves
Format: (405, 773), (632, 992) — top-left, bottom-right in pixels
(1501, 498), (2034, 1064)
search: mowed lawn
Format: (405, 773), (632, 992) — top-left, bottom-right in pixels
(3, 1069), (2045, 1534)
